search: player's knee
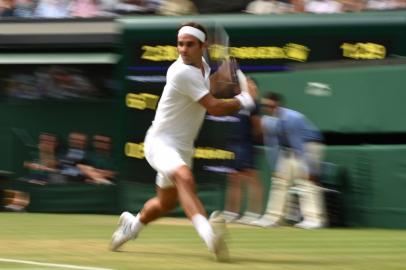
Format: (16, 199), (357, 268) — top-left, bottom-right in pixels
(172, 167), (195, 190)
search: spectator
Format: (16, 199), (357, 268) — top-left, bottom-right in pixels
(0, 0), (15, 17)
(3, 189), (30, 211)
(23, 132), (59, 185)
(59, 132), (89, 182)
(304, 0), (343, 13)
(114, 0), (158, 14)
(77, 134), (116, 185)
(34, 0), (70, 18)
(365, 0), (403, 10)
(69, 0), (101, 18)
(156, 0), (197, 15)
(191, 0), (248, 13)
(339, 0), (364, 12)
(246, 0), (297, 14)
(14, 0), (35, 17)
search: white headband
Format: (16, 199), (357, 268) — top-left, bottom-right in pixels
(178, 26), (206, 43)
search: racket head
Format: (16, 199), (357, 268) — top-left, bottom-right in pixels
(207, 24), (240, 98)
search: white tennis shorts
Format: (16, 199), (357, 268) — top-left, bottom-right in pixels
(144, 135), (194, 188)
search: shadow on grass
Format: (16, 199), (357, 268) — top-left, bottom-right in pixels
(115, 249), (339, 266)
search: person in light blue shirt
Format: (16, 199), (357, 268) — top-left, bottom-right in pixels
(253, 92), (327, 229)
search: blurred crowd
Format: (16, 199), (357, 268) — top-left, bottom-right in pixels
(23, 132), (116, 186)
(2, 65), (114, 101)
(1, 0), (406, 18)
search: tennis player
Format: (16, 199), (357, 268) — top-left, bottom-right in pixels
(110, 22), (255, 261)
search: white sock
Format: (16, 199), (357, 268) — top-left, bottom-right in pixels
(191, 214), (214, 250)
(132, 213), (145, 235)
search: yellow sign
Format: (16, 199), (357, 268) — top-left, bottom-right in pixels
(194, 147), (235, 160)
(126, 93), (159, 110)
(341, 42), (386, 59)
(141, 45), (178, 61)
(141, 43), (310, 62)
(125, 142), (144, 159)
(125, 143), (235, 160)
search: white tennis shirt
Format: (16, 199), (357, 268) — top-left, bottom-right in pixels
(146, 56), (210, 150)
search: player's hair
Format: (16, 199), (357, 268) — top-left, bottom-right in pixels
(264, 92), (284, 104)
(177, 22), (208, 43)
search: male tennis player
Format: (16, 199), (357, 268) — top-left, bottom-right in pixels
(110, 22), (255, 261)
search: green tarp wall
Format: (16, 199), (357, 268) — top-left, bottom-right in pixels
(250, 64), (406, 132)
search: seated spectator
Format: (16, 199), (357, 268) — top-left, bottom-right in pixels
(77, 134), (116, 185)
(59, 132), (89, 182)
(304, 0), (343, 13)
(191, 0), (247, 13)
(365, 0), (404, 10)
(339, 0), (364, 12)
(156, 0), (197, 15)
(34, 0), (70, 18)
(14, 0), (35, 17)
(114, 0), (155, 14)
(3, 189), (30, 212)
(0, 0), (15, 17)
(69, 0), (101, 18)
(23, 132), (59, 185)
(245, 0), (297, 14)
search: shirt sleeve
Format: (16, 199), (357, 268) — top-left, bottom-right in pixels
(171, 68), (209, 101)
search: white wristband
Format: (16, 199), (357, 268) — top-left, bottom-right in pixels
(235, 91), (255, 110)
(235, 69), (254, 110)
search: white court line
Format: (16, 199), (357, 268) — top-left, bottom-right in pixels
(0, 258), (115, 270)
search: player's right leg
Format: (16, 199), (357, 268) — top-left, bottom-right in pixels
(173, 165), (229, 262)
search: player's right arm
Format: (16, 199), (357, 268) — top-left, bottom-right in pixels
(199, 94), (241, 116)
(199, 69), (256, 116)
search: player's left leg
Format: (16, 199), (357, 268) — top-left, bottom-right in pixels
(110, 185), (178, 251)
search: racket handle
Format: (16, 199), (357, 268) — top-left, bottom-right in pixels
(236, 69), (249, 93)
(235, 69), (255, 110)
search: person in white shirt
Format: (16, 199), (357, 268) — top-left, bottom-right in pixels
(110, 22), (256, 262)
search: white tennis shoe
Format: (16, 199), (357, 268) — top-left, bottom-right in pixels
(110, 212), (138, 251)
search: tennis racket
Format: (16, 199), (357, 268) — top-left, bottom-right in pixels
(207, 23), (239, 99)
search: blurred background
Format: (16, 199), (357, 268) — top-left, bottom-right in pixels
(1, 0), (406, 229)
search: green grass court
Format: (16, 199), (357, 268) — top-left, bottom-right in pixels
(1, 213), (406, 270)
